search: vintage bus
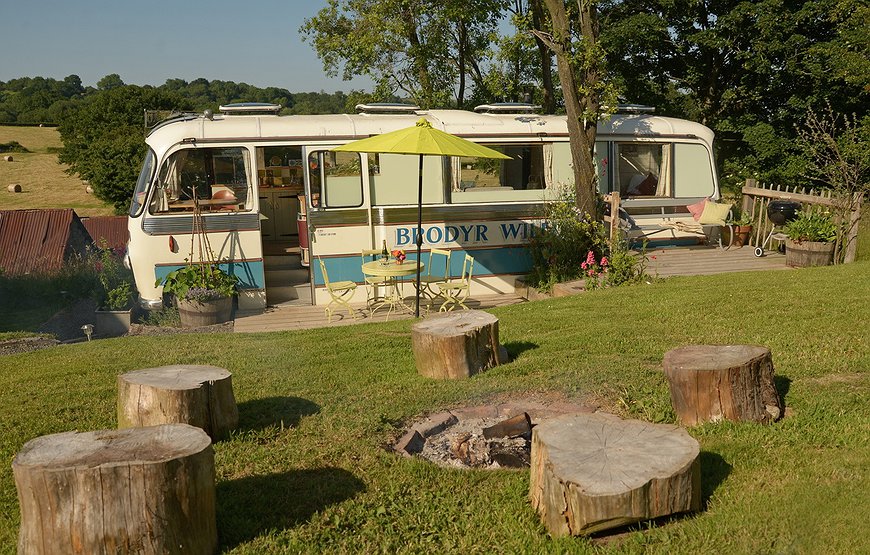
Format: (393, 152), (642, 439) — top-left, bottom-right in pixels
(126, 103), (720, 311)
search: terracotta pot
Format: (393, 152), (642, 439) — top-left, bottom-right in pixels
(732, 225), (753, 247)
(176, 297), (233, 327)
(785, 239), (835, 267)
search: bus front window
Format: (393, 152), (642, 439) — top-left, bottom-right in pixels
(130, 149), (155, 217)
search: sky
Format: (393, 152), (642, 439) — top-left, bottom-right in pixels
(0, 0), (373, 93)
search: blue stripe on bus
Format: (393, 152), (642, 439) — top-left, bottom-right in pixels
(154, 260), (266, 290)
(314, 247), (532, 286)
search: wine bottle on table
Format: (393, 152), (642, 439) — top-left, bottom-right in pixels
(381, 240), (389, 262)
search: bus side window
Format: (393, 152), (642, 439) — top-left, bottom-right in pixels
(150, 147), (251, 214)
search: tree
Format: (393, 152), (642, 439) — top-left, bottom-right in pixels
(301, 0), (506, 108)
(57, 86), (186, 212)
(97, 74), (125, 90)
(532, 0), (614, 217)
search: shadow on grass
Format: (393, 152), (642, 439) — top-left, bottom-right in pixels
(775, 375), (792, 405)
(503, 340), (538, 358)
(217, 467), (365, 549)
(700, 450), (731, 507)
(237, 396), (320, 431)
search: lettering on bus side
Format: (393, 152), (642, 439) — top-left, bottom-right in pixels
(394, 222), (546, 247)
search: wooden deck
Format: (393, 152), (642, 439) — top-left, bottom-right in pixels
(233, 244), (789, 333)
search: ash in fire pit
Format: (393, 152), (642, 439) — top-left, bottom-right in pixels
(393, 400), (595, 470)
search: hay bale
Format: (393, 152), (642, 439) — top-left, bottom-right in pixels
(7, 184), (22, 193)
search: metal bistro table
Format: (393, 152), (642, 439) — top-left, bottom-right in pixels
(361, 259), (424, 319)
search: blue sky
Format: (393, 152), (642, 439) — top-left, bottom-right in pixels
(0, 0), (372, 92)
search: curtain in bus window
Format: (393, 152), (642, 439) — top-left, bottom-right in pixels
(617, 143), (669, 197)
(369, 153), (445, 206)
(673, 143), (715, 198)
(543, 144), (553, 189)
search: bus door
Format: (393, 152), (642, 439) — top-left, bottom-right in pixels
(303, 147), (371, 301)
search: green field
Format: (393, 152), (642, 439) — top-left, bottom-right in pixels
(1, 261), (867, 553)
(0, 126), (114, 216)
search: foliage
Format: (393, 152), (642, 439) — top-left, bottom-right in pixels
(526, 197), (608, 291)
(156, 263), (238, 302)
(599, 0), (869, 189)
(93, 243), (135, 311)
(784, 211), (838, 243)
(0, 262), (868, 552)
(56, 86), (185, 213)
(0, 254), (99, 332)
(726, 209), (754, 226)
(141, 306), (181, 327)
(301, 0), (506, 108)
(603, 238), (652, 287)
(796, 104), (870, 198)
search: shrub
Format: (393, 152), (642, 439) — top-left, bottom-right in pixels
(784, 211), (838, 243)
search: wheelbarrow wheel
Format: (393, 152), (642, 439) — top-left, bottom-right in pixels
(754, 247), (765, 258)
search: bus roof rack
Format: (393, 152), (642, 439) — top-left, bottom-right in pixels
(355, 103), (421, 114)
(474, 103), (541, 114)
(218, 102), (282, 115)
(615, 104), (655, 114)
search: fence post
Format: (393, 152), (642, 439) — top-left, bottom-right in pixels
(843, 192), (864, 264)
(609, 191), (621, 245)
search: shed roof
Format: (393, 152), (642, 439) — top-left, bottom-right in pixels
(0, 209), (91, 275)
(81, 216), (129, 253)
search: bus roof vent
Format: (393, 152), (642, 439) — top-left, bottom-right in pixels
(218, 102), (282, 115)
(474, 103), (541, 114)
(355, 103), (420, 114)
(615, 104), (655, 114)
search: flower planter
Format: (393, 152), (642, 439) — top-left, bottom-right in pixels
(94, 309), (132, 337)
(722, 225), (753, 248)
(785, 239), (834, 267)
(176, 297), (233, 327)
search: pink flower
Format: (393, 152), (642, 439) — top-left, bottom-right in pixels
(587, 269), (597, 277)
(585, 251), (596, 264)
(600, 257), (608, 266)
(581, 262), (588, 270)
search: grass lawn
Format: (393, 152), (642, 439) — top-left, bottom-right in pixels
(0, 260), (867, 553)
(0, 126), (114, 217)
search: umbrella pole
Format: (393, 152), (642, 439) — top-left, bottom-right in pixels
(415, 154), (424, 318)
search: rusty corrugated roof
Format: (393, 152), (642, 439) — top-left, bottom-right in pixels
(0, 209), (87, 275)
(81, 216), (129, 253)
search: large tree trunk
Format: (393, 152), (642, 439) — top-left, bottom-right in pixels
(530, 412), (700, 536)
(117, 364), (239, 441)
(411, 310), (508, 379)
(663, 345), (783, 425)
(13, 424), (217, 555)
(538, 0), (602, 218)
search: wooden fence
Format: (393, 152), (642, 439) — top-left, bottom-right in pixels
(740, 179), (863, 263)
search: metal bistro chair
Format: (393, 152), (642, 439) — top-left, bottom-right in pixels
(361, 249), (392, 311)
(416, 248), (451, 309)
(318, 257), (358, 323)
(439, 254), (474, 312)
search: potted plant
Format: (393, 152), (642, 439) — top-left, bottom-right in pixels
(724, 211), (754, 248)
(94, 244), (136, 337)
(156, 262), (238, 327)
(783, 211), (838, 267)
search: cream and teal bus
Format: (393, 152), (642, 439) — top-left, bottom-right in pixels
(126, 103), (720, 311)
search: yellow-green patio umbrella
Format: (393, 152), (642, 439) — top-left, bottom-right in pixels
(333, 117), (511, 317)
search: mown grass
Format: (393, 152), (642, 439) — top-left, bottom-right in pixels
(0, 261), (867, 554)
(0, 126), (114, 216)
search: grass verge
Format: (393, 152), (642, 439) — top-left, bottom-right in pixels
(0, 261), (867, 553)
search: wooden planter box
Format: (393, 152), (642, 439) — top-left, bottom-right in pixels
(785, 239), (835, 267)
(177, 297), (233, 327)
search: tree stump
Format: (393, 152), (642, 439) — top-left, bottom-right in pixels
(411, 310), (508, 379)
(118, 364), (239, 441)
(530, 412), (700, 537)
(663, 345), (783, 425)
(13, 424), (217, 555)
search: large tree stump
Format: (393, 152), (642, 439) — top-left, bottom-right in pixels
(118, 364), (239, 441)
(411, 310), (508, 379)
(530, 412), (700, 537)
(663, 345), (783, 425)
(13, 424), (217, 555)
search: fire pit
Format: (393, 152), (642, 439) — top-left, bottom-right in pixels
(393, 399), (596, 469)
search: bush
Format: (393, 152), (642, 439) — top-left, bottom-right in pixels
(526, 199), (608, 292)
(784, 211), (838, 243)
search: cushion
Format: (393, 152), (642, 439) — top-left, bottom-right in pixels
(686, 199), (708, 221)
(698, 201), (732, 226)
